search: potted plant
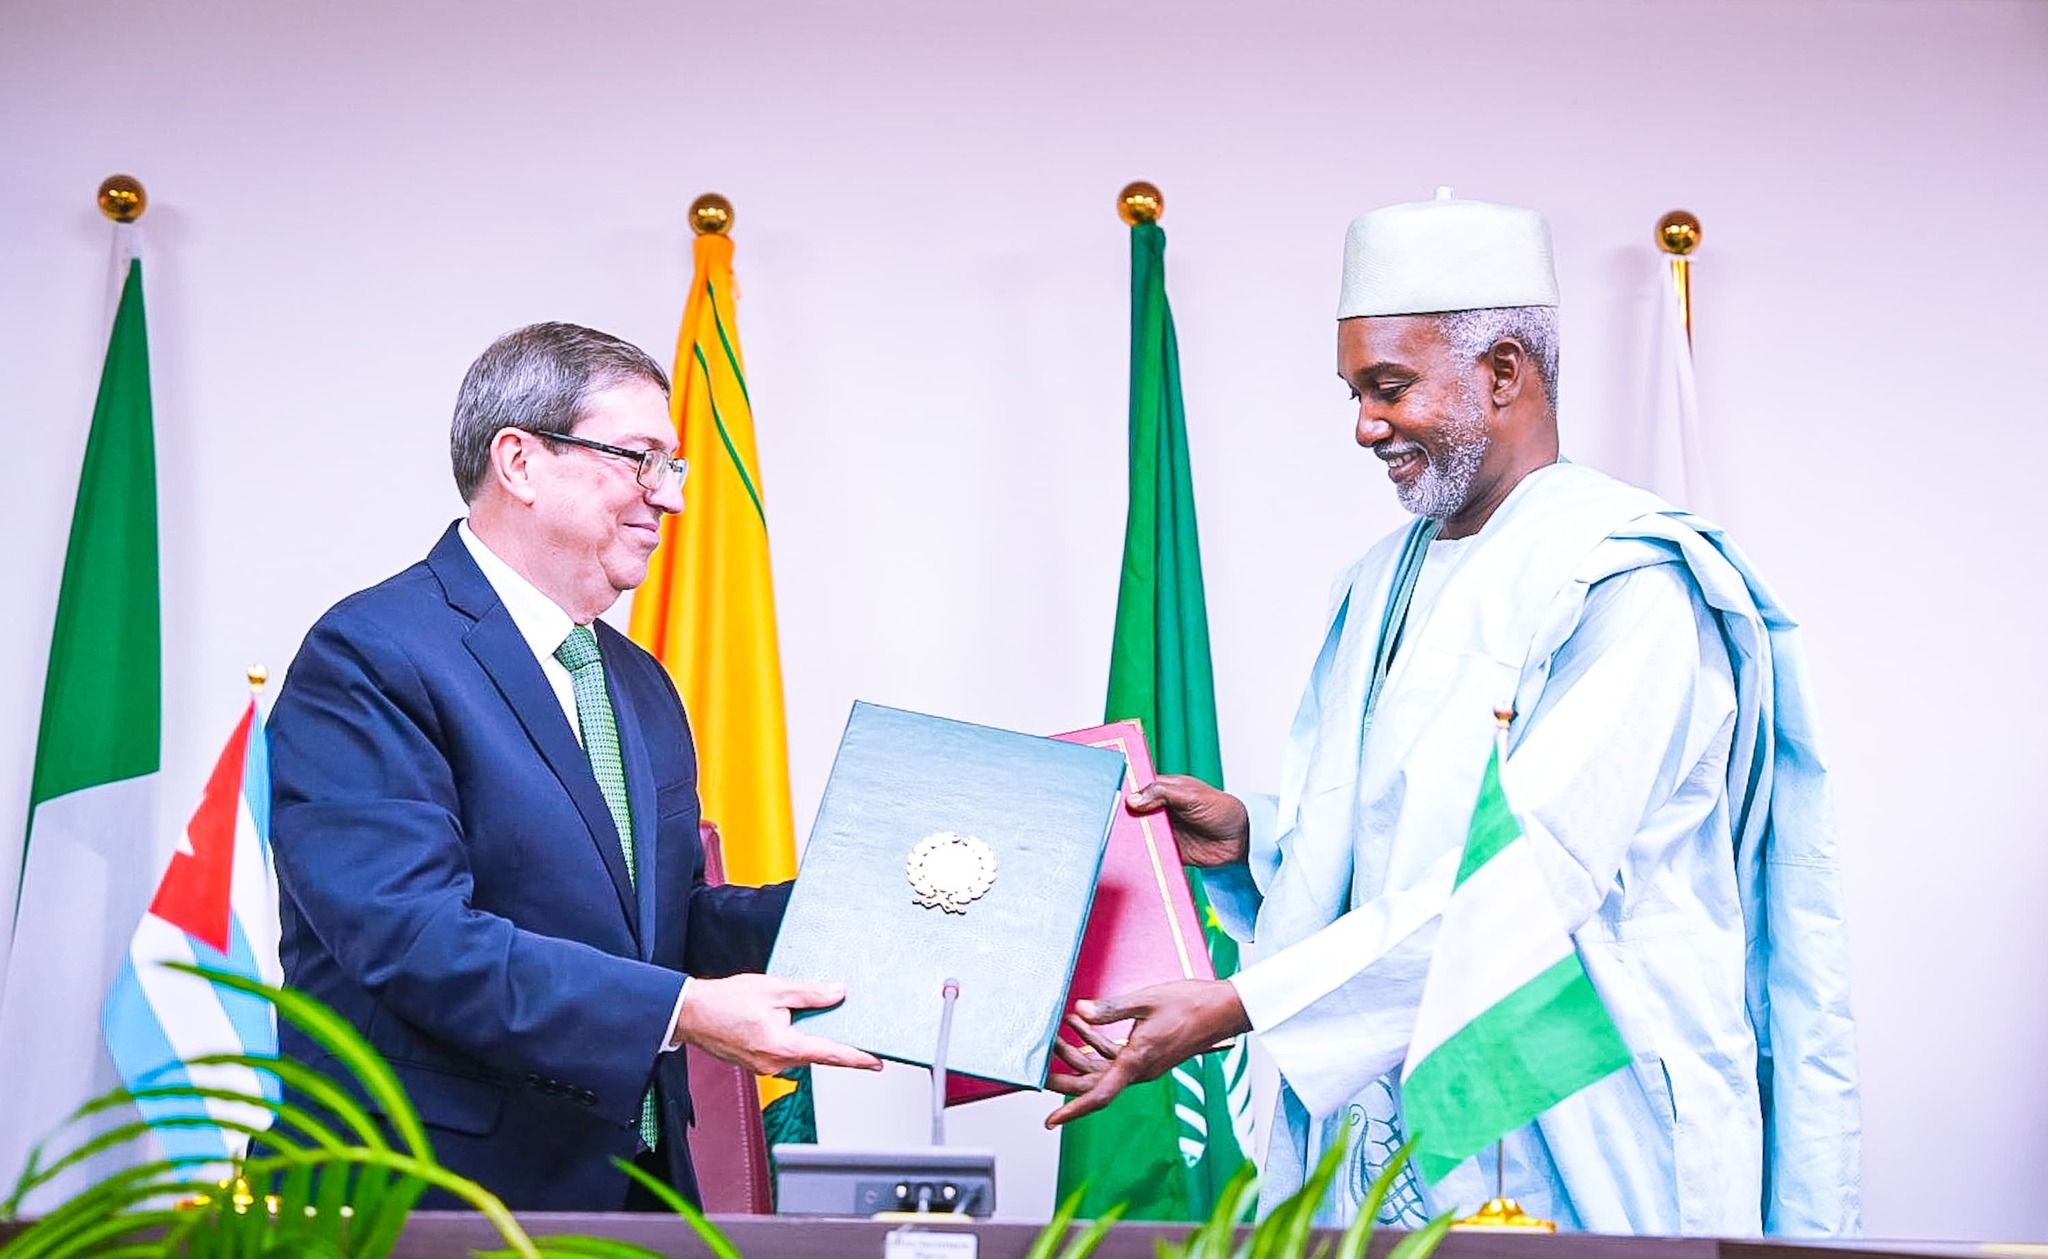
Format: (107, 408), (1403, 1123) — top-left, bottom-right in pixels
(3, 969), (1449, 1259)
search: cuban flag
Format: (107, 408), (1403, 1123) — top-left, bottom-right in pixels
(100, 699), (281, 1166)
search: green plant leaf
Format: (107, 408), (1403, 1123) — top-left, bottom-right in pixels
(1161, 1160), (1253, 1259)
(349, 1162), (393, 1244)
(1330, 1207), (1375, 1259)
(236, 1148), (539, 1259)
(13, 1206), (191, 1259)
(1, 1157), (216, 1259)
(179, 1050), (390, 1152)
(344, 1175), (429, 1259)
(1022, 1187), (1085, 1259)
(594, 1158), (742, 1259)
(486, 1236), (672, 1259)
(4, 1158), (215, 1253)
(1354, 1136), (1411, 1247)
(68, 1086), (318, 1165)
(1384, 1211), (1455, 1259)
(4, 966), (549, 1259)
(270, 1161), (316, 1244)
(163, 964), (432, 1159)
(6, 1109), (252, 1207)
(1055, 1201), (1126, 1259)
(1332, 1133), (1419, 1259)
(1249, 1117), (1352, 1259)
(312, 1158), (353, 1251)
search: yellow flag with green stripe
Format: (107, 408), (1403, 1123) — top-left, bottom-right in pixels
(629, 224), (811, 1135)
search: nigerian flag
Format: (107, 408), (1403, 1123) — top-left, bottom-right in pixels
(1054, 209), (1253, 1220)
(0, 232), (161, 1207)
(1400, 733), (1633, 1185)
(627, 210), (815, 1146)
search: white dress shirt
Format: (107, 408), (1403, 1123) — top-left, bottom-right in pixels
(459, 522), (583, 743)
(458, 521), (691, 1052)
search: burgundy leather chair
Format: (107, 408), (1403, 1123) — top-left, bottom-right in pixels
(685, 820), (775, 1213)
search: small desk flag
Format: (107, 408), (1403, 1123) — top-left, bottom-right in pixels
(101, 700), (282, 1167)
(1399, 738), (1632, 1185)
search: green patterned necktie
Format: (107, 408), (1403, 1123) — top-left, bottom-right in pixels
(554, 624), (661, 1152)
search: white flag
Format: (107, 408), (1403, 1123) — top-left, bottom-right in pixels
(0, 229), (162, 1211)
(1641, 261), (1715, 515)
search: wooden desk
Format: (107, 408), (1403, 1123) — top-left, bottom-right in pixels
(0, 1211), (1978, 1258)
(369, 1213), (1971, 1259)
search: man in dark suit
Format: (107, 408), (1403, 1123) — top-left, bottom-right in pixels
(268, 322), (879, 1211)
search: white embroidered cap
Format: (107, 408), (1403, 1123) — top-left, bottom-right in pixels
(1337, 187), (1559, 318)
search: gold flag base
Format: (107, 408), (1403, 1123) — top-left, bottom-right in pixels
(1452, 1197), (1558, 1231)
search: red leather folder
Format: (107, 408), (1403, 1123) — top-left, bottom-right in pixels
(944, 719), (1216, 1105)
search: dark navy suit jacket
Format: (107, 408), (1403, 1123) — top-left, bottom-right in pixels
(269, 524), (789, 1210)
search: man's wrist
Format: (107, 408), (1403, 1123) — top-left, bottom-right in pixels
(661, 976), (691, 1054)
(1209, 978), (1253, 1039)
(1222, 974), (1261, 1036)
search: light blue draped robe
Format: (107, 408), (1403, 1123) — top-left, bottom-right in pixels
(1205, 463), (1860, 1236)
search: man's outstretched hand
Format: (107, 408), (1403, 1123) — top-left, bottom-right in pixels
(1041, 978), (1251, 1127)
(1126, 776), (1251, 869)
(673, 973), (884, 1076)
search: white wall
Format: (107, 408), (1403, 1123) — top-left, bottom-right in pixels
(2, 0), (2044, 1239)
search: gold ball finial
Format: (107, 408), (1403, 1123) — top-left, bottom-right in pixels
(689, 193), (734, 236)
(1656, 210), (1702, 256)
(1117, 181), (1163, 227)
(247, 665), (269, 693)
(97, 175), (147, 223)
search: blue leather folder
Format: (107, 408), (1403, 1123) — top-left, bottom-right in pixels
(766, 701), (1126, 1088)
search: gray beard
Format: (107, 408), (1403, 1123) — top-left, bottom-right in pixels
(1390, 396), (1489, 519)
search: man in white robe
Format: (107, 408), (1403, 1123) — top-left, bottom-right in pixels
(1044, 191), (1859, 1236)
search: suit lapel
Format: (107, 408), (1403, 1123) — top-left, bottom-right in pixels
(430, 526), (642, 944)
(601, 629), (661, 963)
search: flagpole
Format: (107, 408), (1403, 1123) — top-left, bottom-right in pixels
(1655, 210), (1702, 345)
(1451, 704), (1559, 1233)
(96, 175), (149, 316)
(1487, 694), (1509, 1219)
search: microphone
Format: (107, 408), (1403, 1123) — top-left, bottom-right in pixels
(775, 976), (994, 1217)
(930, 978), (960, 1147)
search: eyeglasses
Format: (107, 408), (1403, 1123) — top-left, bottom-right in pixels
(527, 429), (689, 493)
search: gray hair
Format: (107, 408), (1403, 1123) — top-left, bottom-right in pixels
(1437, 306), (1559, 409)
(449, 322), (671, 502)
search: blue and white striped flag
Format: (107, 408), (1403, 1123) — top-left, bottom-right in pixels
(100, 699), (281, 1167)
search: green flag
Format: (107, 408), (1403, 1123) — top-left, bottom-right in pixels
(0, 244), (162, 1206)
(14, 252), (160, 905)
(1055, 218), (1253, 1221)
(1401, 741), (1631, 1184)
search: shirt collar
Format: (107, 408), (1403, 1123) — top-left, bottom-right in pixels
(458, 520), (580, 665)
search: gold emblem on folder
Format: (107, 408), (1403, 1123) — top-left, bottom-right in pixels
(907, 832), (998, 914)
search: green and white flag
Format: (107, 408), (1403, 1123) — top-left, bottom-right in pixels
(1054, 213), (1254, 1222)
(0, 231), (161, 1206)
(1400, 732), (1632, 1187)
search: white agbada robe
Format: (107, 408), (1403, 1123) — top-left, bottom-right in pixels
(1204, 463), (1860, 1236)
